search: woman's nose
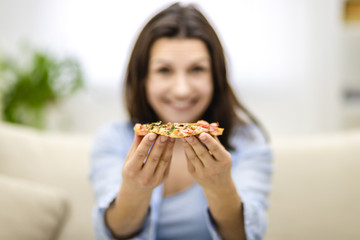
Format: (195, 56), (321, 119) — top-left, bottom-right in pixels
(172, 73), (192, 98)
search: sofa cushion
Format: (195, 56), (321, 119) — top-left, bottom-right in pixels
(0, 122), (95, 240)
(0, 174), (69, 240)
(266, 130), (360, 240)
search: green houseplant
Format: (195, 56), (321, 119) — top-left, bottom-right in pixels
(0, 48), (84, 129)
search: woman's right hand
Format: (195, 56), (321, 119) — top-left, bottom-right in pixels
(121, 133), (175, 194)
(105, 133), (174, 237)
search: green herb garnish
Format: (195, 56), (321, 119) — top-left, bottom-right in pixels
(167, 124), (176, 134)
(153, 121), (162, 125)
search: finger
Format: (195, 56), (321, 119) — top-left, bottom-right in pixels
(142, 135), (169, 175)
(181, 137), (204, 170)
(163, 160), (172, 178)
(154, 137), (175, 175)
(214, 135), (221, 143)
(128, 133), (145, 157)
(185, 154), (196, 174)
(199, 133), (228, 161)
(184, 136), (215, 167)
(154, 137), (175, 180)
(127, 133), (157, 170)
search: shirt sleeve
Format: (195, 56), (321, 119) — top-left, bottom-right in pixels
(204, 123), (273, 240)
(232, 124), (273, 240)
(204, 209), (222, 240)
(89, 122), (154, 240)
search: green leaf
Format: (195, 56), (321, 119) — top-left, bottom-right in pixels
(168, 124), (176, 134)
(0, 45), (85, 129)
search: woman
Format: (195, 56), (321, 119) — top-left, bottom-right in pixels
(90, 2), (272, 240)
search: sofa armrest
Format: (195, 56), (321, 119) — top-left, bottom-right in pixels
(0, 174), (70, 240)
(266, 130), (360, 240)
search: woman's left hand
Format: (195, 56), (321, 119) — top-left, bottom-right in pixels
(182, 133), (246, 240)
(181, 132), (233, 191)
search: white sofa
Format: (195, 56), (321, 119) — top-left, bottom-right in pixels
(0, 122), (94, 240)
(0, 121), (359, 240)
(266, 130), (360, 240)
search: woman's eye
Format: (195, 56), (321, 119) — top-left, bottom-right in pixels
(191, 66), (205, 73)
(157, 67), (171, 74)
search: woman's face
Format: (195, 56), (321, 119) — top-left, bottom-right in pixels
(146, 38), (213, 123)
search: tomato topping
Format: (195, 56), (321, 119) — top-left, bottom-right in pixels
(196, 120), (210, 128)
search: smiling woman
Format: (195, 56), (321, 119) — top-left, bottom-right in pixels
(90, 2), (273, 240)
(123, 2), (266, 150)
(146, 38), (213, 123)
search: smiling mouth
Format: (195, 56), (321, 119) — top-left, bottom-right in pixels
(168, 100), (197, 110)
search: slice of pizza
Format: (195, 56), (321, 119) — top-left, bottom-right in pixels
(134, 120), (224, 138)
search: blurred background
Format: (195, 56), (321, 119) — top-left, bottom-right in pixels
(0, 0), (359, 137)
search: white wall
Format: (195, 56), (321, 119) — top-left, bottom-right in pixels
(0, 0), (345, 136)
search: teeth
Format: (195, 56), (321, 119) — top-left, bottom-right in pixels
(172, 102), (191, 108)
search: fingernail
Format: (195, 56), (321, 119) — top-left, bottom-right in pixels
(170, 137), (175, 143)
(187, 136), (194, 143)
(181, 138), (186, 143)
(148, 134), (156, 141)
(199, 134), (206, 141)
(160, 136), (168, 142)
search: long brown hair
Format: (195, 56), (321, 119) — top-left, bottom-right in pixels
(124, 2), (266, 150)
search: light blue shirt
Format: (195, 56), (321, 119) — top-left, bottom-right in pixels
(90, 121), (273, 240)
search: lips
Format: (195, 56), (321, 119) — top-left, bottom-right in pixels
(168, 100), (198, 111)
(172, 101), (192, 108)
(156, 97), (203, 123)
